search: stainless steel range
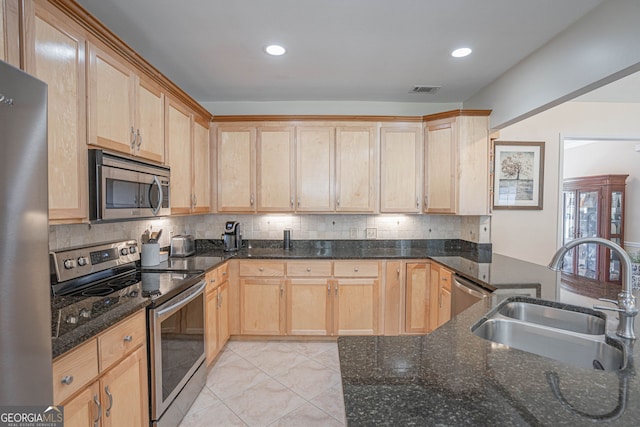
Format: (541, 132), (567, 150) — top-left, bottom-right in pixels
(50, 240), (207, 427)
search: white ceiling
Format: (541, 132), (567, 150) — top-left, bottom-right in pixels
(76, 0), (603, 105)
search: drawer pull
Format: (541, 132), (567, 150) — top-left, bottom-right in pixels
(354, 267), (359, 272)
(259, 267), (264, 272)
(61, 375), (74, 385)
(306, 267), (311, 272)
(123, 335), (133, 342)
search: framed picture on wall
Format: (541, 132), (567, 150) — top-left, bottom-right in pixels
(493, 141), (544, 210)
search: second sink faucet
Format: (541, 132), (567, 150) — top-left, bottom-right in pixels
(548, 237), (637, 340)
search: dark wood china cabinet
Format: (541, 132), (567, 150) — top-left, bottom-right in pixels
(561, 174), (628, 295)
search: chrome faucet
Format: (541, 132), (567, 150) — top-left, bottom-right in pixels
(548, 237), (637, 340)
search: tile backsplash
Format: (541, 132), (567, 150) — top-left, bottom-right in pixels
(49, 214), (491, 251)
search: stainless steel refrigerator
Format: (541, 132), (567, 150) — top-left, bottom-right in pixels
(0, 59), (53, 405)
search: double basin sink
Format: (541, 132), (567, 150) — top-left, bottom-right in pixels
(472, 296), (626, 371)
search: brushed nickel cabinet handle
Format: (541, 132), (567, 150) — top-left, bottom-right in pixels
(130, 126), (136, 149)
(354, 267), (359, 272)
(104, 385), (113, 417)
(123, 335), (133, 342)
(93, 394), (101, 427)
(136, 129), (142, 149)
(306, 267), (311, 272)
(61, 375), (74, 385)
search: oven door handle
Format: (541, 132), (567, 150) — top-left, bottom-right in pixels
(150, 175), (163, 216)
(156, 280), (206, 318)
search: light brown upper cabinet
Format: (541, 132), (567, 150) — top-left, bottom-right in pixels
(380, 126), (423, 213)
(166, 98), (210, 215)
(335, 127), (377, 212)
(424, 111), (490, 215)
(217, 126), (256, 212)
(28, 2), (88, 223)
(192, 117), (211, 214)
(296, 127), (335, 211)
(88, 42), (165, 163)
(257, 127), (295, 212)
(296, 125), (376, 212)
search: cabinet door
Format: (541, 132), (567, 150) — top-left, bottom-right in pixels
(136, 78), (165, 162)
(405, 262), (431, 333)
(192, 119), (211, 213)
(217, 280), (230, 347)
(296, 127), (335, 211)
(380, 127), (422, 213)
(31, 6), (88, 222)
(335, 127), (376, 212)
(287, 279), (331, 335)
(166, 99), (192, 214)
(456, 115), (489, 215)
(438, 287), (452, 328)
(257, 127), (295, 212)
(240, 278), (285, 335)
(217, 127), (256, 212)
(434, 266), (453, 329)
(100, 346), (148, 427)
(62, 382), (100, 427)
(1, 0), (20, 66)
(88, 42), (136, 154)
(424, 121), (456, 213)
(206, 288), (219, 365)
(334, 279), (379, 335)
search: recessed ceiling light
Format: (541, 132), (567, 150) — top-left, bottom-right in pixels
(451, 47), (472, 58)
(265, 44), (286, 56)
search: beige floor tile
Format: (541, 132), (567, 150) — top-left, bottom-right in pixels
(223, 377), (306, 427)
(179, 400), (247, 427)
(276, 358), (342, 400)
(213, 345), (243, 367)
(245, 345), (311, 376)
(268, 402), (344, 427)
(289, 341), (338, 357)
(186, 385), (219, 414)
(226, 340), (275, 358)
(310, 383), (346, 423)
(311, 347), (341, 371)
(206, 357), (270, 400)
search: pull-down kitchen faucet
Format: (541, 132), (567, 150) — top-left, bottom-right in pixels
(548, 237), (637, 340)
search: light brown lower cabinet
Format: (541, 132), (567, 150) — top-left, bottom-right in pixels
(53, 311), (148, 427)
(430, 263), (453, 329)
(206, 264), (230, 365)
(405, 262), (432, 333)
(238, 260), (380, 336)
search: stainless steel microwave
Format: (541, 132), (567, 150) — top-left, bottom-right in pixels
(89, 149), (170, 221)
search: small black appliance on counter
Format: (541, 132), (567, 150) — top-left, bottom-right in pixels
(222, 221), (242, 252)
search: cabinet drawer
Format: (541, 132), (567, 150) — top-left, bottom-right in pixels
(440, 268), (452, 291)
(239, 261), (285, 277)
(98, 310), (146, 371)
(334, 261), (379, 277)
(287, 261), (332, 277)
(217, 262), (229, 282)
(53, 338), (99, 404)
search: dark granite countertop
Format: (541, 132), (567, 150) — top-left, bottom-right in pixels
(338, 255), (640, 426)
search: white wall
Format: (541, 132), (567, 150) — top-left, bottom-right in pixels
(465, 0), (640, 129)
(492, 101), (640, 266)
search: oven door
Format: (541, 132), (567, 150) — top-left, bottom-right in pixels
(149, 280), (206, 421)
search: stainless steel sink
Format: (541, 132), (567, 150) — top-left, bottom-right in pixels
(498, 300), (606, 335)
(472, 297), (625, 371)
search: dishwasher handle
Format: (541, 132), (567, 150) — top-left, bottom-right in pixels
(453, 275), (491, 299)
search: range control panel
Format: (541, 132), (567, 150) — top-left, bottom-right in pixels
(51, 240), (139, 283)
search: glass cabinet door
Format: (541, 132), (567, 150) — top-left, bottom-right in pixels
(608, 191), (624, 281)
(576, 190), (599, 280)
(561, 191), (576, 274)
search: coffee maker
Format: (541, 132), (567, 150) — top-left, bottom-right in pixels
(222, 221), (242, 252)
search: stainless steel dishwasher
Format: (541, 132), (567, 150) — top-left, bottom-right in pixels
(452, 275), (492, 316)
